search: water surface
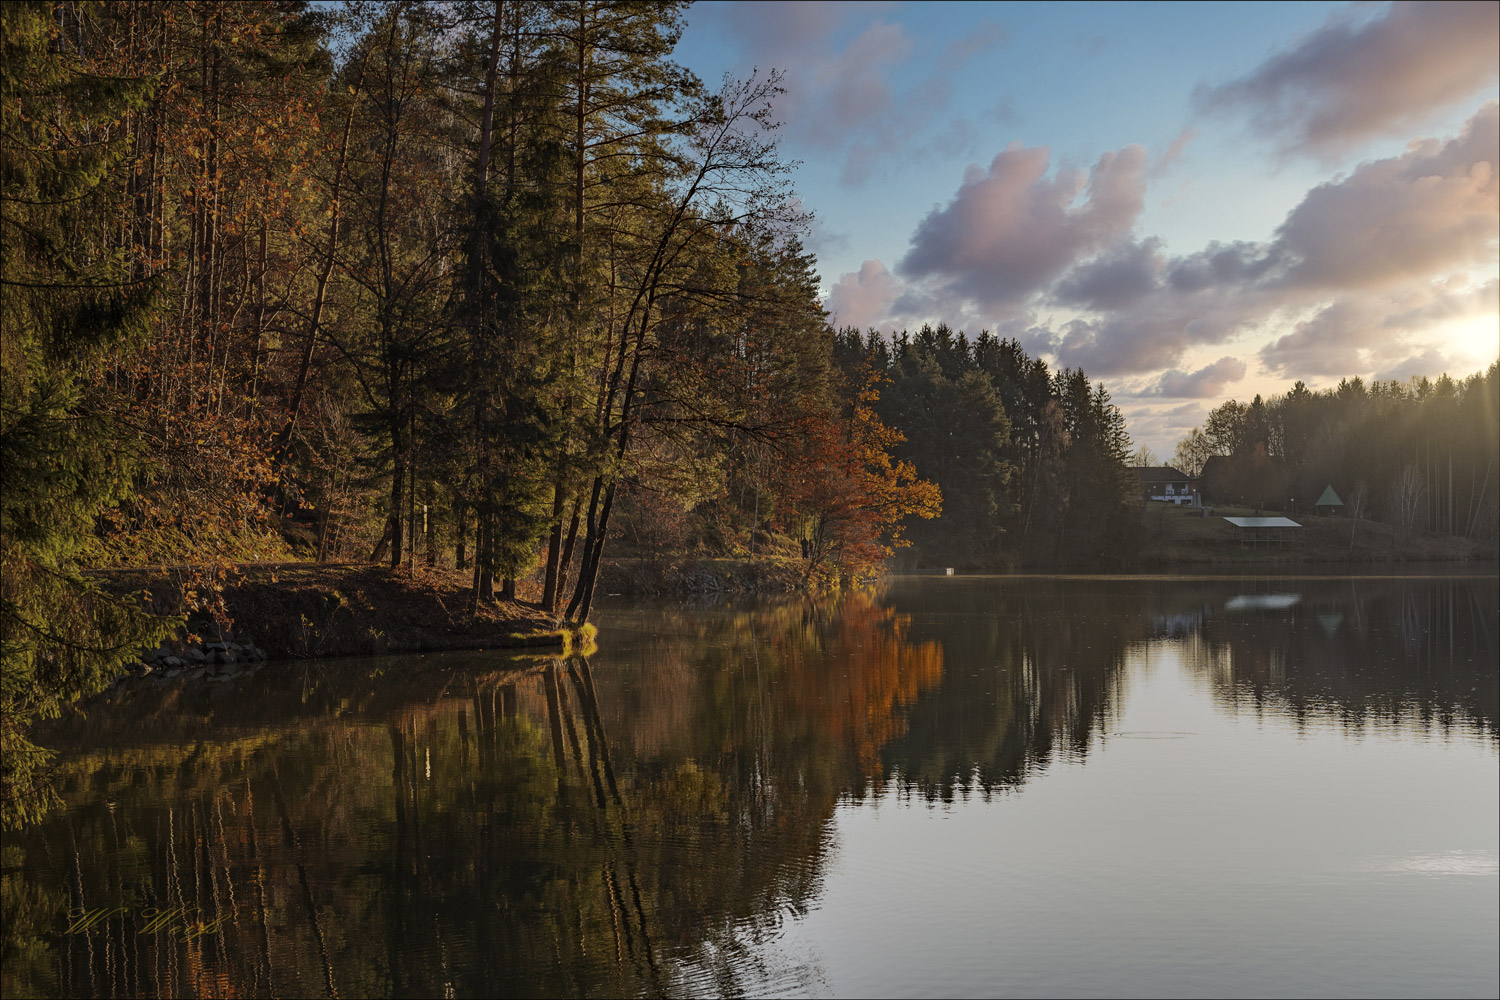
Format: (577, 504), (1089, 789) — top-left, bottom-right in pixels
(3, 574), (1496, 998)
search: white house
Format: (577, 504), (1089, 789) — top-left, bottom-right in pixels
(1132, 466), (1200, 506)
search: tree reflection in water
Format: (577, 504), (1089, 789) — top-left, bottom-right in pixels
(2, 577), (1493, 997)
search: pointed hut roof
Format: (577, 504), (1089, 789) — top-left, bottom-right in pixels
(1315, 485), (1343, 506)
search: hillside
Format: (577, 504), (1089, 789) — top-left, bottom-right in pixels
(1136, 502), (1491, 568)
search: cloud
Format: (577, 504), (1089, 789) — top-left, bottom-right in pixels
(1383, 277), (1499, 329)
(782, 195), (850, 257)
(709, 5), (908, 152)
(703, 4), (1007, 188)
(1273, 101), (1499, 289)
(1153, 357), (1249, 397)
(878, 103), (1497, 379)
(1256, 299), (1385, 377)
(1053, 238), (1164, 310)
(1111, 401), (1206, 458)
(825, 259), (900, 331)
(899, 142), (1148, 309)
(1197, 1), (1500, 157)
(827, 94), (1495, 391)
(809, 21), (913, 147)
(1050, 295), (1266, 375)
(713, 0), (848, 64)
(1258, 277), (1500, 378)
(1150, 128), (1196, 178)
(943, 20), (1006, 67)
(983, 96), (1020, 126)
(1374, 346), (1483, 384)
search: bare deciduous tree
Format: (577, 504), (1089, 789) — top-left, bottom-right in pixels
(1388, 463), (1426, 533)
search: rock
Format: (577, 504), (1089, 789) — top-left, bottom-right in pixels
(205, 642), (230, 653)
(148, 646), (172, 664)
(164, 656), (184, 668)
(186, 647), (207, 665)
(249, 647), (267, 661)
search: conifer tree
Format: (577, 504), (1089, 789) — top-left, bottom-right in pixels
(0, 1), (174, 828)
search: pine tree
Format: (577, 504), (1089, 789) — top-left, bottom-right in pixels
(1, 1), (175, 828)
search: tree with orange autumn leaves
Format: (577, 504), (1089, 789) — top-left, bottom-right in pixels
(780, 361), (942, 584)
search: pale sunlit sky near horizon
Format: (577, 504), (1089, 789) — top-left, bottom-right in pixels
(674, 1), (1500, 456)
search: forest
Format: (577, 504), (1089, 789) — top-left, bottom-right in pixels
(0, 1), (1133, 824)
(832, 324), (1143, 572)
(1171, 366), (1499, 541)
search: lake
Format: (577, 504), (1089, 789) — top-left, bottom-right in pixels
(2, 574), (1496, 998)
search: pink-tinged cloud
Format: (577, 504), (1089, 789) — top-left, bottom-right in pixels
(1197, 1), (1500, 157)
(813, 21), (911, 143)
(1274, 101), (1499, 290)
(712, 4), (905, 146)
(1383, 277), (1500, 330)
(706, 4), (1005, 188)
(1153, 357), (1249, 398)
(1052, 298), (1265, 376)
(1048, 104), (1500, 376)
(942, 20), (1006, 68)
(1054, 238), (1165, 310)
(899, 142), (1148, 308)
(1258, 278), (1500, 378)
(1116, 401), (1207, 458)
(1255, 299), (1385, 376)
(715, 0), (846, 63)
(1150, 128), (1197, 178)
(826, 259), (900, 331)
(1375, 346), (1491, 384)
(867, 105), (1495, 382)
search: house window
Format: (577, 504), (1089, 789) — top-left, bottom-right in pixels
(1165, 484), (1174, 494)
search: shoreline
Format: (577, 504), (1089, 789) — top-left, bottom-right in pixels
(94, 564), (589, 669)
(93, 539), (1494, 678)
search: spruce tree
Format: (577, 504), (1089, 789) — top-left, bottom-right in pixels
(1, 1), (174, 828)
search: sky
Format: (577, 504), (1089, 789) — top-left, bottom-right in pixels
(674, 0), (1500, 456)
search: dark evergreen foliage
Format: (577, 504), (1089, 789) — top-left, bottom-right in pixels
(1, 2), (176, 828)
(833, 325), (1143, 570)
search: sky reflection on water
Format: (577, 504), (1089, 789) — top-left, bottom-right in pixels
(2, 574), (1495, 998)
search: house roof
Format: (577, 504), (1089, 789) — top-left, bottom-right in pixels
(1223, 516), (1301, 528)
(1131, 466), (1193, 483)
(1315, 485), (1344, 506)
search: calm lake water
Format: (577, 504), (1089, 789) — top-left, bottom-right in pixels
(3, 574), (1496, 999)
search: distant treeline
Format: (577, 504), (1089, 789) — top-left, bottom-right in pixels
(1174, 366), (1499, 541)
(832, 324), (1143, 571)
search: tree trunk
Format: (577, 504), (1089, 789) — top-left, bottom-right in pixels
(541, 484), (566, 610)
(455, 497), (469, 569)
(469, 1), (504, 607)
(389, 425), (405, 569)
